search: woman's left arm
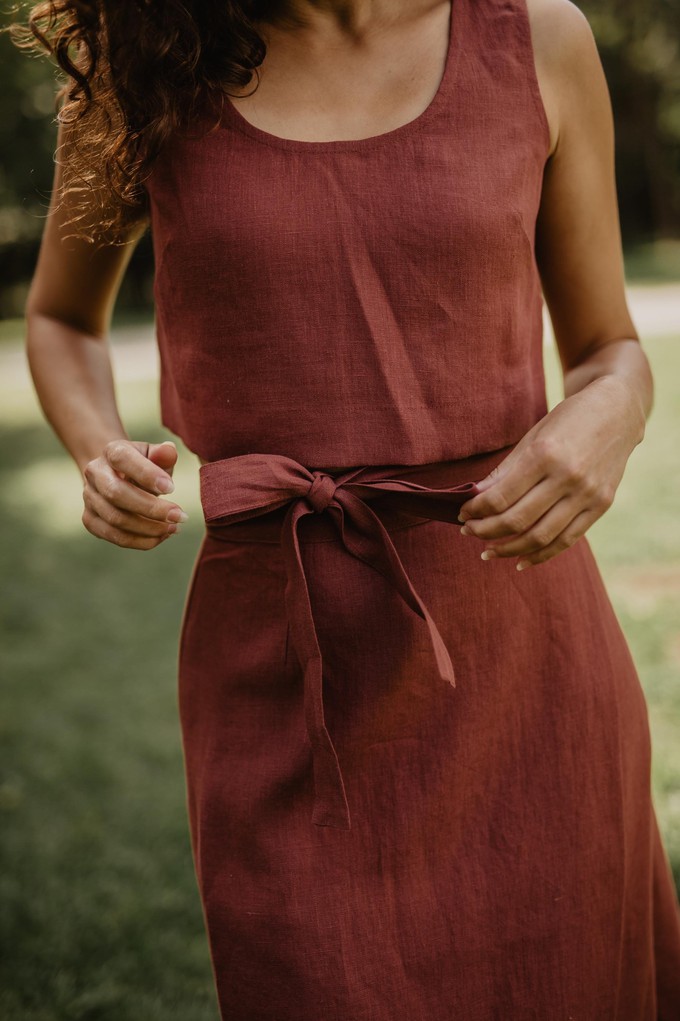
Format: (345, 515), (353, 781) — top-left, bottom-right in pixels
(457, 0), (653, 570)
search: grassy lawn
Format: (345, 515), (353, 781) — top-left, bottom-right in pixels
(623, 238), (680, 283)
(1, 327), (679, 1018)
(0, 360), (219, 1019)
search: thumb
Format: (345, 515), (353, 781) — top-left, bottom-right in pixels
(473, 461), (508, 493)
(147, 440), (178, 478)
(472, 431), (534, 492)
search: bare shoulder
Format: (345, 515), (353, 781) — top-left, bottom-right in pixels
(524, 0), (608, 157)
(524, 0), (600, 70)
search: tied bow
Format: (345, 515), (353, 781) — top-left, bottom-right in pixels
(200, 453), (483, 831)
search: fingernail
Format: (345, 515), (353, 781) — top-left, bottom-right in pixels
(517, 560), (530, 571)
(481, 549), (497, 561)
(166, 523), (179, 534)
(167, 508), (189, 523)
(156, 476), (175, 494)
(460, 525), (471, 536)
(458, 514), (467, 523)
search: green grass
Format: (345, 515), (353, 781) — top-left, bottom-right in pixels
(0, 317), (25, 344)
(0, 307), (156, 347)
(1, 330), (679, 1018)
(0, 376), (219, 1019)
(623, 238), (680, 283)
(544, 333), (680, 887)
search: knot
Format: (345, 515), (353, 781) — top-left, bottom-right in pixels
(306, 471), (338, 513)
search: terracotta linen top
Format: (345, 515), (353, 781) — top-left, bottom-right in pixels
(143, 0), (552, 470)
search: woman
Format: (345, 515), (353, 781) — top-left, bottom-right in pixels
(13, 0), (680, 1017)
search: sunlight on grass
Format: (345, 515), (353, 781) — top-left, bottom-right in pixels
(5, 452), (203, 539)
(0, 356), (203, 538)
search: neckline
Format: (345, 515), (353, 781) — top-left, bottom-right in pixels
(216, 0), (460, 153)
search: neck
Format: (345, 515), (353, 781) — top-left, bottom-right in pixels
(251, 0), (432, 38)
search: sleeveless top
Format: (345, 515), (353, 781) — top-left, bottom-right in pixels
(143, 0), (552, 470)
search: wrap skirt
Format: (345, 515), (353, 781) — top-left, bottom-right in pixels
(177, 443), (680, 1020)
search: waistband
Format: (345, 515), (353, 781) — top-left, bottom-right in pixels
(199, 444), (515, 831)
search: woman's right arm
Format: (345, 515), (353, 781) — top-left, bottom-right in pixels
(25, 119), (188, 550)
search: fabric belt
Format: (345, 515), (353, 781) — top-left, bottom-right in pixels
(199, 447), (512, 831)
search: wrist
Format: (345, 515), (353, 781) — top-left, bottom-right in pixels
(583, 373), (648, 448)
(74, 430), (129, 477)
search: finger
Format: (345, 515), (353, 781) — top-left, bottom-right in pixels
(479, 495), (583, 559)
(458, 447), (547, 523)
(105, 439), (176, 495)
(84, 466), (187, 523)
(515, 508), (600, 570)
(82, 506), (173, 550)
(148, 440), (178, 478)
(460, 477), (559, 541)
(84, 485), (180, 538)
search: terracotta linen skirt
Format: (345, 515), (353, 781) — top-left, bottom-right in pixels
(177, 443), (680, 1020)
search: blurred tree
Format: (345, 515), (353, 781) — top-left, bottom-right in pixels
(0, 5), (68, 318)
(0, 5), (153, 319)
(580, 0), (680, 240)
(0, 5), (59, 246)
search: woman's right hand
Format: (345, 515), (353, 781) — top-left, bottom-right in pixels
(82, 439), (188, 550)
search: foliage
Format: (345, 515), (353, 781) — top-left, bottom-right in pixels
(0, 4), (59, 245)
(580, 0), (680, 239)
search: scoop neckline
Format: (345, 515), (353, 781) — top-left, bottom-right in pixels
(216, 0), (460, 153)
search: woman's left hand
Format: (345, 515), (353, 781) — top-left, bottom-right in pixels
(457, 375), (646, 571)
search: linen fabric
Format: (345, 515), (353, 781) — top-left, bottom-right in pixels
(145, 0), (548, 467)
(143, 0), (680, 1016)
(199, 450), (486, 830)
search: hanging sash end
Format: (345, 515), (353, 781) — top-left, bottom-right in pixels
(310, 748), (352, 829)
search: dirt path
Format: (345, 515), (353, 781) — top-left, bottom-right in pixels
(83, 281), (680, 383)
(2, 282), (679, 387)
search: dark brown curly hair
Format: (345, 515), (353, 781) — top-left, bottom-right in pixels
(6, 1), (280, 242)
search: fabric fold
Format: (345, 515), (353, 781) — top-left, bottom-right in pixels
(199, 453), (484, 830)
